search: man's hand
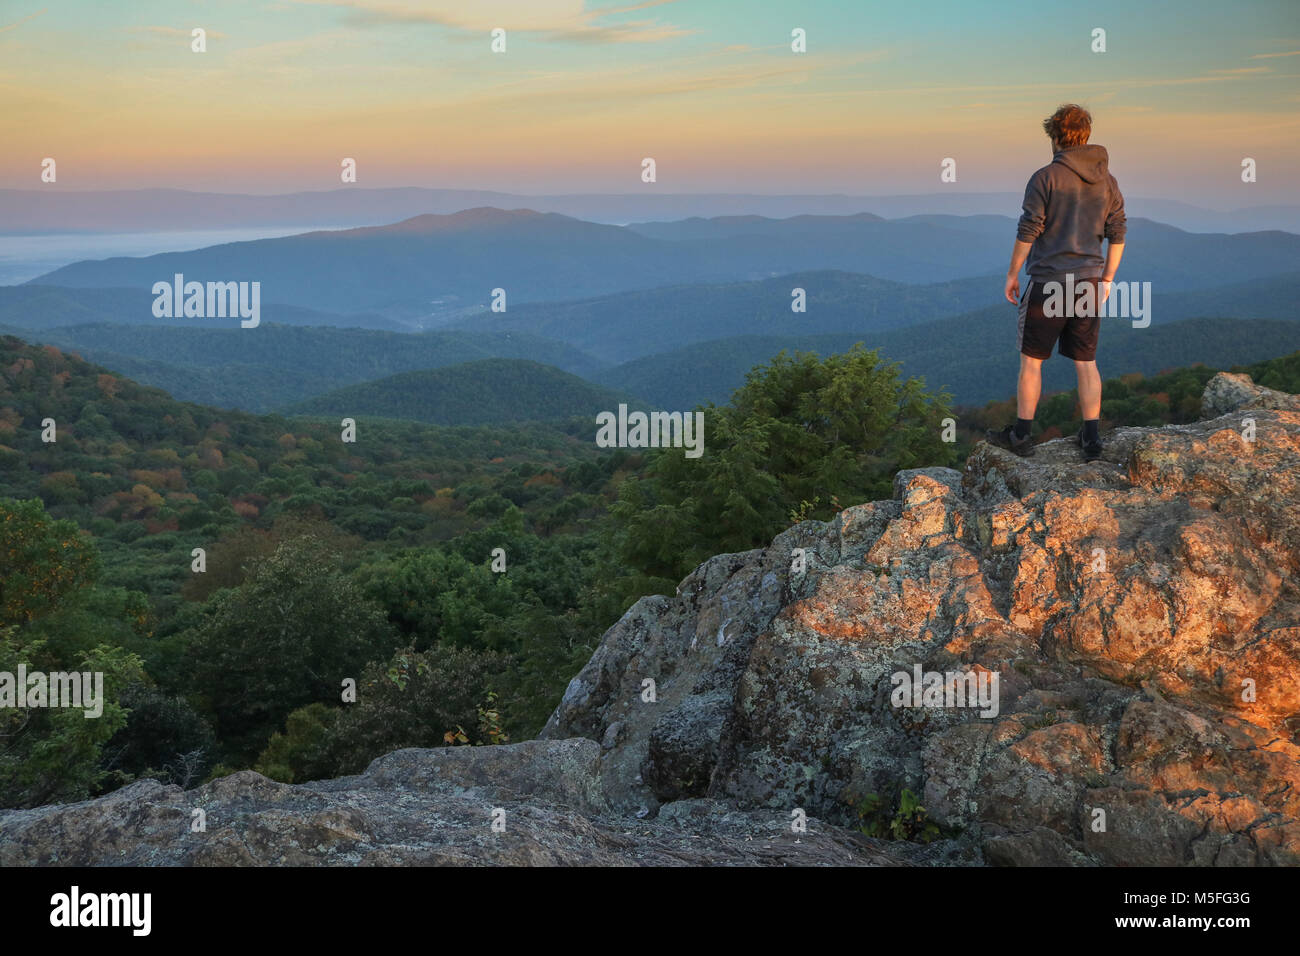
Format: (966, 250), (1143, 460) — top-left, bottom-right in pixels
(1005, 273), (1021, 304)
(1099, 277), (1113, 303)
(1005, 240), (1032, 303)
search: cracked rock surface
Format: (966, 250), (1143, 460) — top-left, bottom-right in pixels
(0, 739), (911, 865)
(544, 372), (1300, 866)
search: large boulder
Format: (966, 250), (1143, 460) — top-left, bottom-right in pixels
(544, 372), (1300, 865)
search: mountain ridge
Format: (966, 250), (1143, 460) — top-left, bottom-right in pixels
(25, 210), (1300, 318)
(5, 188), (1298, 234)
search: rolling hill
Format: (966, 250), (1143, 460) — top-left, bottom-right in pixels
(10, 268), (1299, 412)
(591, 314), (1300, 409)
(451, 270), (1001, 364)
(284, 358), (641, 426)
(7, 323), (605, 413)
(0, 284), (405, 332)
(457, 269), (1300, 366)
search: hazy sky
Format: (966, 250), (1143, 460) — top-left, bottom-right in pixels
(2, 0), (1297, 204)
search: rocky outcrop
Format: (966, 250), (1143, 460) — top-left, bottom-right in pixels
(543, 372), (1300, 865)
(0, 738), (913, 865)
(5, 372), (1298, 866)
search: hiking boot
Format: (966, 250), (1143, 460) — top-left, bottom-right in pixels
(987, 424), (1036, 457)
(1075, 427), (1103, 462)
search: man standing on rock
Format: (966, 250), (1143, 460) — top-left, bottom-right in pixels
(988, 104), (1126, 461)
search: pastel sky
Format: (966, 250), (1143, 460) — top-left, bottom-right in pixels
(1, 0), (1297, 204)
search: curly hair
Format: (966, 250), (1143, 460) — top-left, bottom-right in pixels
(1043, 104), (1092, 148)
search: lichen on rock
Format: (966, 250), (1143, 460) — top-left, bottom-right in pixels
(544, 372), (1300, 866)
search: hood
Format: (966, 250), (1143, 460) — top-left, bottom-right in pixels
(1053, 144), (1110, 184)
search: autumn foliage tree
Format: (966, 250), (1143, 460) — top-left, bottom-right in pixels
(0, 498), (145, 808)
(0, 498), (97, 627)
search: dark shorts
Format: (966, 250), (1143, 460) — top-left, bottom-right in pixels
(1017, 278), (1102, 361)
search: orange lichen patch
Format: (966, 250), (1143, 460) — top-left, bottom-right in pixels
(1011, 722), (1106, 775)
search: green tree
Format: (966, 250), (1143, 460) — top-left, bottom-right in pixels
(98, 683), (217, 790)
(612, 346), (955, 583)
(186, 535), (398, 763)
(0, 498), (146, 808)
(252, 702), (340, 784)
(0, 498), (97, 626)
(322, 643), (510, 776)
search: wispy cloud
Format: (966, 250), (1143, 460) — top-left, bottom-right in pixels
(128, 25), (229, 40)
(432, 59), (821, 113)
(1250, 49), (1300, 59)
(228, 30), (356, 64)
(289, 0), (689, 44)
(542, 20), (693, 44)
(761, 67), (1279, 103)
(0, 8), (45, 35)
(1209, 67), (1270, 74)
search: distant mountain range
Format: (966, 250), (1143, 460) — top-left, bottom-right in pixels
(24, 209), (1300, 325)
(5, 205), (1298, 416)
(31, 208), (726, 318)
(452, 268), (1300, 366)
(6, 265), (1298, 410)
(4, 187), (1298, 234)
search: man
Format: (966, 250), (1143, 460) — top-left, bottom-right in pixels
(988, 104), (1126, 461)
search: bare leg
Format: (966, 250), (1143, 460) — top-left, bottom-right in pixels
(1075, 360), (1101, 419)
(1018, 354), (1043, 420)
